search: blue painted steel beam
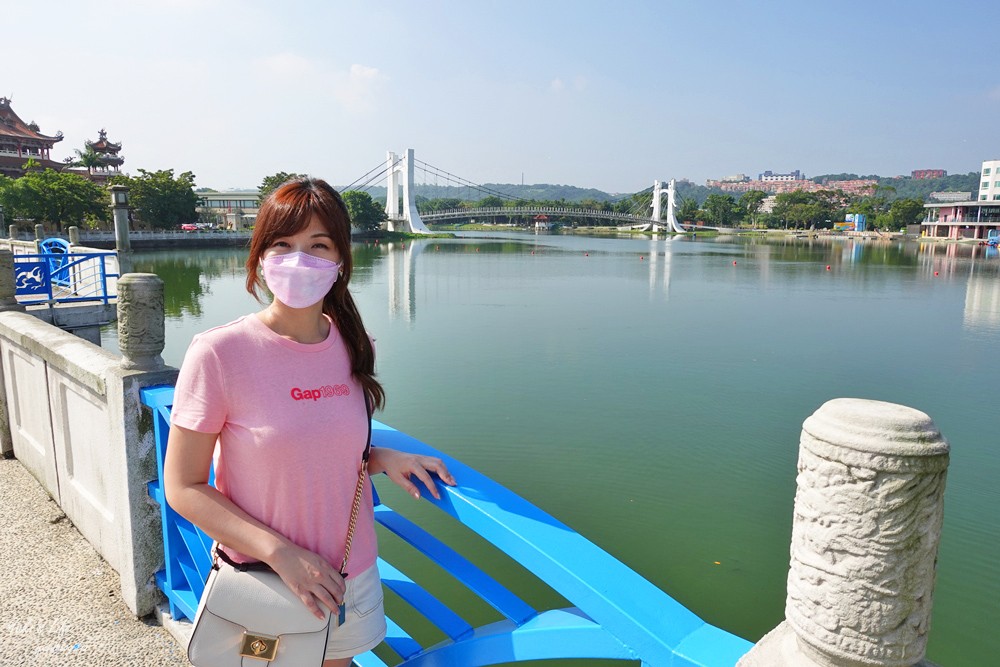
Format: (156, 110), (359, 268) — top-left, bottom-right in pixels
(393, 608), (634, 666)
(374, 505), (537, 625)
(377, 558), (475, 641)
(370, 422), (753, 666)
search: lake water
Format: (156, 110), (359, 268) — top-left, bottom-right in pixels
(103, 232), (999, 666)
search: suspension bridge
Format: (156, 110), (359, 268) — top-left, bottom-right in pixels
(343, 149), (688, 234)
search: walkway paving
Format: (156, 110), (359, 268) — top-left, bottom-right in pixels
(0, 457), (187, 666)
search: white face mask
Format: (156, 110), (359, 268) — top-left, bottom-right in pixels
(261, 252), (340, 308)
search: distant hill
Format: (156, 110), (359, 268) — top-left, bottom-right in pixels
(352, 183), (625, 203)
(813, 172), (979, 201)
(343, 172), (980, 207)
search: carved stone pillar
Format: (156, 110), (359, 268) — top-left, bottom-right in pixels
(34, 223), (44, 240)
(68, 225), (80, 246)
(8, 225), (16, 241)
(739, 398), (949, 667)
(117, 273), (165, 371)
(0, 250), (25, 312)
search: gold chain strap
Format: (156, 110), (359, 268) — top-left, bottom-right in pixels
(339, 459), (368, 576)
(340, 395), (372, 577)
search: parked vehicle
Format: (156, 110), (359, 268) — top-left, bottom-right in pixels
(180, 223), (198, 231)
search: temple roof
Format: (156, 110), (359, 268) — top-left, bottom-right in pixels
(0, 97), (64, 145)
(86, 128), (122, 153)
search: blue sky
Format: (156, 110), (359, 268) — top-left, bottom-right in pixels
(5, 1), (998, 193)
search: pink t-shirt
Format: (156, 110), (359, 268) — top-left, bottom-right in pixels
(170, 314), (376, 578)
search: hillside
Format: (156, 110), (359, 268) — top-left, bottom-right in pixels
(354, 183), (623, 203)
(813, 172), (979, 201)
(347, 171), (980, 207)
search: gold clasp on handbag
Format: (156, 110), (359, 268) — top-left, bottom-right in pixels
(239, 632), (279, 661)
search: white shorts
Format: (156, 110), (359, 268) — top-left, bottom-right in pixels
(325, 562), (386, 660)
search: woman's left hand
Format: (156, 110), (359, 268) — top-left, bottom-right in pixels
(369, 448), (456, 500)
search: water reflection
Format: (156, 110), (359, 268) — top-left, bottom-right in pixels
(121, 236), (1000, 333)
(130, 249), (248, 319)
(964, 262), (1000, 333)
(647, 236), (674, 298)
(385, 241), (422, 324)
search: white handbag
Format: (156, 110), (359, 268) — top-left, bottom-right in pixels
(186, 397), (373, 665)
(187, 555), (332, 665)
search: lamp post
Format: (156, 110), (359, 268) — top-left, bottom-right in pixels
(110, 184), (131, 254)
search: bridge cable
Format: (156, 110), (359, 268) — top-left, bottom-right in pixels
(342, 159), (396, 192)
(413, 159), (519, 201)
(348, 165), (394, 195)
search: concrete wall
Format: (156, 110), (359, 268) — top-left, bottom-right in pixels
(0, 308), (177, 616)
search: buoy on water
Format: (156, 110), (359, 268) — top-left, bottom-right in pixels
(733, 261), (737, 266)
(826, 265), (831, 271)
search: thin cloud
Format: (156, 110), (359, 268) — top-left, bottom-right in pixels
(549, 76), (587, 93)
(332, 64), (385, 114)
(258, 52), (319, 77)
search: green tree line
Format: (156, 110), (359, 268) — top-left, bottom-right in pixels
(0, 160), (200, 232)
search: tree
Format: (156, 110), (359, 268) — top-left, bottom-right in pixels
(772, 191), (834, 229)
(676, 197), (701, 223)
(738, 190), (768, 228)
(111, 169), (198, 229)
(259, 172), (307, 200)
(0, 169), (107, 231)
(848, 183), (896, 230)
(702, 194), (737, 227)
(887, 198), (925, 230)
(479, 195), (504, 208)
(341, 190), (387, 232)
(66, 147), (104, 175)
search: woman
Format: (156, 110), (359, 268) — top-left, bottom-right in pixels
(164, 177), (455, 666)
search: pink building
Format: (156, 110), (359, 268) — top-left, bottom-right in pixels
(921, 201), (1000, 239)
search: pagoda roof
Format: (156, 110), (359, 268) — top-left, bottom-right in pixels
(86, 128), (122, 153)
(0, 97), (64, 145)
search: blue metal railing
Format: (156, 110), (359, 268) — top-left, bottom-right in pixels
(13, 251), (118, 304)
(141, 386), (752, 666)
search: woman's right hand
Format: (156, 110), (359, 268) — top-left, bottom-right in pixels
(268, 541), (346, 620)
(164, 425), (346, 621)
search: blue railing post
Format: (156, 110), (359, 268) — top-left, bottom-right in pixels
(12, 251), (119, 305)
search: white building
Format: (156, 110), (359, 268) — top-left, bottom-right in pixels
(979, 159), (1000, 202)
(196, 191), (260, 229)
(759, 170), (803, 182)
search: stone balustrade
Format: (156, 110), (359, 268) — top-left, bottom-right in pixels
(738, 398), (948, 667)
(0, 264), (177, 616)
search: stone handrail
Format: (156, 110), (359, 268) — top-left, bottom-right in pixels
(0, 252), (177, 616)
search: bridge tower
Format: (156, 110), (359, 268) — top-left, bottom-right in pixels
(384, 149), (431, 234)
(651, 179), (686, 234)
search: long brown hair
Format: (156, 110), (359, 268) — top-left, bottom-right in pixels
(246, 177), (384, 410)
